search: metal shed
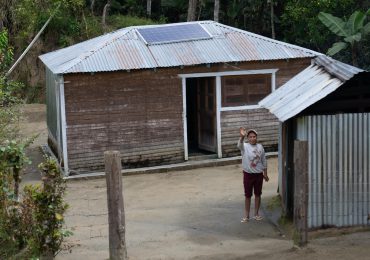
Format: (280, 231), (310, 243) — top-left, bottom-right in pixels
(260, 55), (370, 228)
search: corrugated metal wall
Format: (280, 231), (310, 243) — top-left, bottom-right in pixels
(296, 113), (370, 228)
(46, 67), (58, 139)
(46, 68), (63, 155)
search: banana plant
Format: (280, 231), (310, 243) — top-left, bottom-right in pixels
(318, 9), (370, 66)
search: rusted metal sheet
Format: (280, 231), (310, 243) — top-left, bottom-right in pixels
(39, 21), (318, 74)
(259, 56), (364, 122)
(314, 55), (363, 81)
(296, 114), (370, 228)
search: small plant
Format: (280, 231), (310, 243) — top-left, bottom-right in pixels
(22, 157), (71, 258)
(0, 139), (32, 200)
(0, 155), (71, 259)
(266, 195), (282, 211)
(0, 170), (25, 258)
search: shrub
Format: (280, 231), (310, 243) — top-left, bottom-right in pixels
(0, 154), (71, 258)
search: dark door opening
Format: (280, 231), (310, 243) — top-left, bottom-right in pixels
(186, 77), (217, 155)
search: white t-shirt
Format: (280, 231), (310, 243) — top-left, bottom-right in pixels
(237, 140), (267, 174)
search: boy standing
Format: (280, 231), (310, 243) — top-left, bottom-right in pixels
(237, 127), (269, 222)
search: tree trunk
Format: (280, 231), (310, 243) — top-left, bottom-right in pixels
(187, 0), (197, 21)
(270, 0), (275, 39)
(147, 0), (152, 17)
(82, 10), (89, 37)
(197, 4), (202, 21)
(13, 168), (20, 201)
(102, 0), (112, 33)
(0, 0), (15, 34)
(90, 0), (96, 14)
(352, 43), (358, 67)
(214, 0), (220, 22)
(255, 1), (265, 33)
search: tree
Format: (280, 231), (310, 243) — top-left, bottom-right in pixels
(268, 0), (275, 39)
(147, 0), (152, 17)
(187, 0), (197, 21)
(318, 9), (370, 66)
(214, 0), (219, 22)
(0, 29), (22, 143)
(102, 0), (112, 32)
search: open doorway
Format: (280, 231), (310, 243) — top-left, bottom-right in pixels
(186, 77), (217, 156)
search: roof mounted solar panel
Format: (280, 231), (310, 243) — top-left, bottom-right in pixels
(137, 24), (211, 45)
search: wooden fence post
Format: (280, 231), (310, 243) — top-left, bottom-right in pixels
(104, 151), (127, 260)
(293, 140), (308, 246)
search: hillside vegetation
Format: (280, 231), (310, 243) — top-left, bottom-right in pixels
(1, 0), (369, 102)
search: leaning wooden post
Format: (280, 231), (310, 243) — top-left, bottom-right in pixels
(293, 140), (308, 246)
(104, 151), (127, 260)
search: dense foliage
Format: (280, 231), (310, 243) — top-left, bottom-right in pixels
(0, 0), (369, 101)
(0, 29), (23, 142)
(0, 155), (70, 259)
(0, 26), (70, 259)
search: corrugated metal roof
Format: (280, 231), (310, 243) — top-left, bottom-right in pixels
(39, 21), (320, 74)
(259, 55), (365, 122)
(314, 55), (363, 81)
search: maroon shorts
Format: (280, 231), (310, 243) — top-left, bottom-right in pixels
(243, 171), (263, 198)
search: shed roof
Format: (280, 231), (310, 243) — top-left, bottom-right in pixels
(259, 55), (365, 122)
(39, 21), (320, 74)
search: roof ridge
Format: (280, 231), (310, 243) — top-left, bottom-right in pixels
(128, 20), (213, 29)
(59, 28), (133, 73)
(215, 22), (321, 56)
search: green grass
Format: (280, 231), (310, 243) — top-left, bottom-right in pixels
(266, 195), (282, 211)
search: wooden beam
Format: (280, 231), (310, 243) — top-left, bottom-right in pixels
(293, 140), (308, 246)
(105, 151), (127, 260)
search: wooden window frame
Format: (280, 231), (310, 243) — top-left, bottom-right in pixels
(221, 74), (272, 108)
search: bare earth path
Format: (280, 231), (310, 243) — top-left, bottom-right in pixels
(20, 104), (370, 260)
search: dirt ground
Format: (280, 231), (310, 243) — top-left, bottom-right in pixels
(21, 104), (370, 260)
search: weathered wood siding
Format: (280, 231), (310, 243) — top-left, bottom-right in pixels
(63, 58), (311, 172)
(220, 58), (311, 156)
(221, 108), (279, 156)
(64, 70), (184, 171)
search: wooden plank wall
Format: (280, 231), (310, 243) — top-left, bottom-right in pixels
(63, 58), (311, 172)
(64, 70), (184, 172)
(220, 58), (311, 156)
(221, 108), (279, 156)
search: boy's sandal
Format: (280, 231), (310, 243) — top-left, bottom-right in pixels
(241, 217), (249, 223)
(253, 215), (263, 221)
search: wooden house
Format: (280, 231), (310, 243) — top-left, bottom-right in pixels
(260, 55), (370, 228)
(39, 21), (319, 175)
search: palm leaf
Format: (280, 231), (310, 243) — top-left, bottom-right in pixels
(344, 32), (362, 43)
(362, 22), (370, 35)
(347, 11), (365, 34)
(327, 42), (348, 56)
(318, 12), (348, 37)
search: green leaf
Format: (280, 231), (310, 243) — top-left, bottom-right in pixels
(327, 42), (348, 56)
(346, 11), (366, 34)
(318, 12), (348, 37)
(362, 22), (370, 35)
(344, 33), (362, 43)
(55, 213), (63, 221)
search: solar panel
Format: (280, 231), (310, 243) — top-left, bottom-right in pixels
(137, 24), (211, 44)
